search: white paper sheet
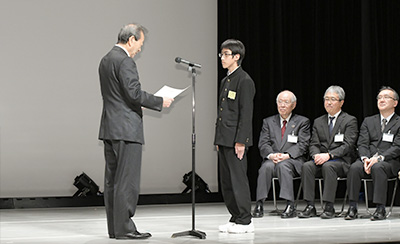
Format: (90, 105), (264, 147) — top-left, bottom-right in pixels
(154, 85), (190, 98)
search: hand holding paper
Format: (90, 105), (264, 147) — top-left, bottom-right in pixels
(163, 97), (174, 108)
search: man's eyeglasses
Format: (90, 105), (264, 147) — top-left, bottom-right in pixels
(376, 95), (396, 101)
(324, 97), (340, 102)
(218, 53), (235, 58)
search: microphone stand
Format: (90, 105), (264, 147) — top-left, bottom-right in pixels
(171, 66), (206, 239)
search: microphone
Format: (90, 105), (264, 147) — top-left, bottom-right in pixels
(175, 57), (201, 68)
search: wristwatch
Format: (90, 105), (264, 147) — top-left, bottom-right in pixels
(377, 155), (384, 162)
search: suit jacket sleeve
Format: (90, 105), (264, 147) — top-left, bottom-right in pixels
(382, 119), (400, 161)
(309, 120), (322, 156)
(119, 57), (162, 111)
(235, 76), (255, 146)
(357, 118), (372, 158)
(285, 117), (311, 159)
(258, 118), (274, 159)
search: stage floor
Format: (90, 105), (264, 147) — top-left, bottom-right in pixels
(1, 201), (400, 244)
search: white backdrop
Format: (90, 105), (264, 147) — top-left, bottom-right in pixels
(0, 0), (218, 197)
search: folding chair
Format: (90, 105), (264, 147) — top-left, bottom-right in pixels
(316, 177), (348, 217)
(361, 177), (398, 218)
(270, 177), (302, 214)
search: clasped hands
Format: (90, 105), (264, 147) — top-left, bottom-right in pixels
(270, 153), (290, 164)
(313, 153), (330, 165)
(363, 157), (379, 174)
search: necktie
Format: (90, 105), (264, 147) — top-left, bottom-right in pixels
(329, 116), (335, 135)
(281, 120), (287, 139)
(381, 118), (387, 132)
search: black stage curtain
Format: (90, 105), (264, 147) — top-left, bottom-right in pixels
(218, 0), (400, 200)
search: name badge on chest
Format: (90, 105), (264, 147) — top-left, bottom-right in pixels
(287, 134), (298, 143)
(383, 131), (394, 142)
(334, 133), (344, 143)
(228, 90), (236, 100)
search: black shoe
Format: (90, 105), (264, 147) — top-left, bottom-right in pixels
(281, 204), (296, 218)
(109, 234), (115, 239)
(371, 207), (386, 221)
(320, 204), (335, 219)
(344, 206), (358, 220)
(252, 200), (264, 218)
(116, 231), (152, 239)
(298, 205), (317, 218)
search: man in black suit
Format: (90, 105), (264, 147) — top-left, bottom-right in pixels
(298, 85), (358, 219)
(215, 39), (255, 234)
(252, 90), (310, 218)
(98, 23), (173, 239)
(345, 86), (400, 221)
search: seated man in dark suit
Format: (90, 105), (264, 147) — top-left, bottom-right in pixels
(252, 90), (310, 218)
(298, 85), (358, 219)
(345, 86), (400, 221)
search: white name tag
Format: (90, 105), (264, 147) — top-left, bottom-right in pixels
(383, 133), (394, 142)
(287, 134), (298, 143)
(334, 134), (344, 142)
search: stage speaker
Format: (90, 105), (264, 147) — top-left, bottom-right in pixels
(182, 171), (211, 194)
(73, 172), (101, 197)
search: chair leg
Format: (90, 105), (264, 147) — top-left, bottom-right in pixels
(295, 181), (302, 208)
(386, 179), (398, 218)
(363, 179), (373, 215)
(270, 178), (280, 214)
(336, 189), (348, 217)
(318, 179), (324, 210)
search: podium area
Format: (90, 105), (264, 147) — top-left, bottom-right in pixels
(1, 201), (400, 244)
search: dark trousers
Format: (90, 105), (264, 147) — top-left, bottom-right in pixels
(103, 140), (142, 237)
(256, 159), (301, 202)
(218, 146), (252, 225)
(347, 159), (396, 205)
(302, 159), (346, 203)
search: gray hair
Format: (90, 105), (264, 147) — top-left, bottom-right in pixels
(324, 85), (345, 101)
(276, 90), (297, 103)
(379, 86), (399, 101)
(117, 23), (148, 44)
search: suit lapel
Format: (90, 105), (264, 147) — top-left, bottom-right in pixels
(373, 115), (383, 142)
(272, 115), (283, 147)
(321, 114), (331, 143)
(281, 115), (295, 148)
(385, 114), (399, 133)
(332, 113), (344, 134)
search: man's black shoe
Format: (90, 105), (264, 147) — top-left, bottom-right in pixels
(298, 205), (317, 218)
(252, 200), (264, 218)
(371, 207), (386, 221)
(281, 204), (296, 218)
(344, 206), (358, 220)
(116, 231), (152, 239)
(320, 204), (335, 219)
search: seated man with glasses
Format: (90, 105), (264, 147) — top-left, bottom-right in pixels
(298, 85), (359, 219)
(252, 90), (310, 218)
(345, 86), (400, 221)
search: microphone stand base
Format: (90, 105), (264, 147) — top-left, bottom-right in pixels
(171, 229), (206, 239)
